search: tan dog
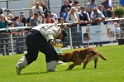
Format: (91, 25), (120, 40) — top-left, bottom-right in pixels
(58, 48), (107, 70)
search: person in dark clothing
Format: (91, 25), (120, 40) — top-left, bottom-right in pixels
(106, 7), (112, 18)
(98, 4), (108, 17)
(16, 24), (67, 74)
(26, 10), (34, 26)
(40, 1), (50, 18)
(78, 6), (90, 26)
(19, 12), (27, 26)
(60, 0), (71, 17)
(102, 0), (110, 9)
(77, 6), (91, 48)
(0, 8), (12, 55)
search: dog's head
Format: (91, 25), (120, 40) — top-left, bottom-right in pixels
(58, 50), (80, 62)
(58, 52), (72, 62)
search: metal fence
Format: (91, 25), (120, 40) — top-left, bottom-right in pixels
(0, 24), (122, 56)
(0, 30), (29, 55)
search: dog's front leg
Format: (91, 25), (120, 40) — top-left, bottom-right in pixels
(67, 63), (75, 70)
(83, 60), (89, 69)
(67, 63), (80, 70)
(83, 53), (93, 69)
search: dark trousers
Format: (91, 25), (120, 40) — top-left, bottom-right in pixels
(25, 29), (59, 65)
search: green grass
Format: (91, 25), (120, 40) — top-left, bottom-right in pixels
(0, 45), (124, 82)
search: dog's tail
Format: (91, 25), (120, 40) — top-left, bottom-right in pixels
(97, 53), (107, 61)
(88, 49), (107, 61)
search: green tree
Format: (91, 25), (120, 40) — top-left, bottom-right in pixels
(113, 6), (124, 18)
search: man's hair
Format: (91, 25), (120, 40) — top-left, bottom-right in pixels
(61, 29), (67, 41)
(0, 8), (3, 14)
(74, 1), (78, 4)
(34, 12), (39, 16)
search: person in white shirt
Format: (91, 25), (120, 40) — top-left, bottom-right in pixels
(86, 0), (97, 17)
(16, 24), (67, 74)
(66, 7), (78, 24)
(32, 2), (43, 14)
(90, 7), (105, 25)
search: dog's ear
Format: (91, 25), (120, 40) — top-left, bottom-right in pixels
(73, 50), (80, 54)
(58, 55), (64, 60)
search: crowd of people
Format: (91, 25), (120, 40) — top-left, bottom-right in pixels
(0, 0), (122, 54)
(0, 0), (121, 28)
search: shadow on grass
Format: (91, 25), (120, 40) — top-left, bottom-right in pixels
(22, 71), (47, 75)
(20, 67), (102, 75)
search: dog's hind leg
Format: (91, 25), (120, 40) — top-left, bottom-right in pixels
(94, 58), (98, 68)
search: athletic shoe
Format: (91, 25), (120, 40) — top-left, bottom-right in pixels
(16, 64), (21, 75)
(58, 60), (64, 64)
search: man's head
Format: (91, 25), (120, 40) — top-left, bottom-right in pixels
(57, 29), (67, 41)
(80, 6), (85, 12)
(35, 2), (40, 8)
(34, 12), (39, 19)
(93, 7), (98, 14)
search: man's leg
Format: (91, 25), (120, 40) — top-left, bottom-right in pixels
(16, 32), (39, 74)
(35, 33), (59, 72)
(16, 56), (28, 74)
(40, 42), (59, 72)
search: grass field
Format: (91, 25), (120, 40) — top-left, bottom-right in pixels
(0, 45), (124, 82)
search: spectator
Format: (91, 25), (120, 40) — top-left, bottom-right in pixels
(12, 16), (23, 27)
(7, 10), (14, 27)
(12, 16), (24, 54)
(68, 0), (72, 5)
(86, 0), (97, 17)
(71, 0), (78, 7)
(63, 8), (71, 22)
(7, 10), (14, 21)
(44, 12), (57, 24)
(60, 0), (71, 17)
(106, 7), (113, 18)
(66, 7), (79, 48)
(77, 6), (90, 48)
(102, 0), (110, 9)
(27, 10), (34, 26)
(39, 1), (50, 18)
(90, 7), (105, 25)
(51, 12), (58, 23)
(58, 17), (65, 24)
(71, 0), (79, 11)
(77, 6), (90, 26)
(66, 7), (78, 24)
(90, 7), (105, 46)
(0, 8), (12, 30)
(40, 14), (46, 24)
(107, 13), (121, 39)
(98, 4), (108, 17)
(19, 12), (27, 26)
(32, 2), (43, 14)
(0, 8), (12, 55)
(30, 12), (41, 26)
(101, 0), (113, 18)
